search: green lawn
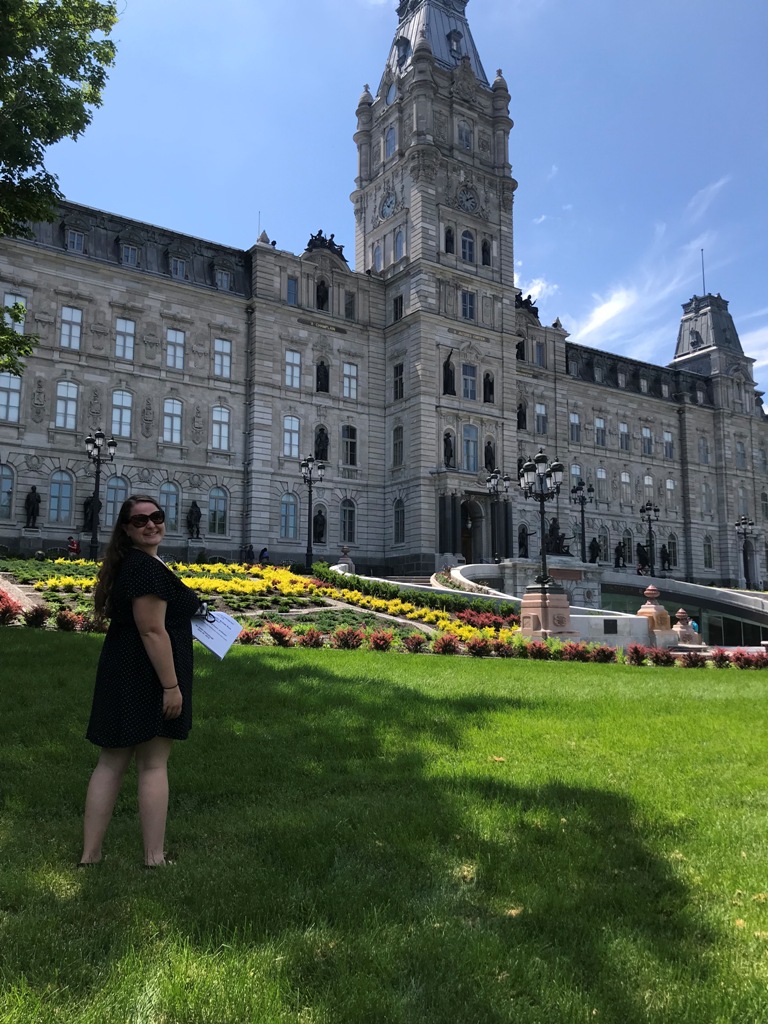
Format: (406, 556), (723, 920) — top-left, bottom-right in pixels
(1, 632), (766, 1024)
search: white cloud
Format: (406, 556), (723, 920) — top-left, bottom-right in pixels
(546, 164), (558, 181)
(533, 214), (547, 225)
(685, 176), (731, 223)
(571, 288), (638, 342)
(516, 276), (559, 303)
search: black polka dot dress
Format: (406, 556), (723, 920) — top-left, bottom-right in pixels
(86, 549), (200, 748)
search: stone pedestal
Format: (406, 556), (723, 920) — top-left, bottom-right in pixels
(519, 583), (579, 639)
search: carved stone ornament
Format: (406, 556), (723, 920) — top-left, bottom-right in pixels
(143, 334), (160, 360)
(88, 389), (102, 430)
(139, 467), (151, 483)
(452, 59), (477, 103)
(31, 378), (46, 423)
(478, 132), (491, 154)
(89, 323), (108, 352)
(191, 405), (205, 445)
(25, 454), (41, 471)
(189, 474), (202, 488)
(433, 112), (448, 142)
(501, 184), (515, 212)
(141, 397), (154, 438)
(409, 151), (439, 183)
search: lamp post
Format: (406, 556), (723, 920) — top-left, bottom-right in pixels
(84, 429), (117, 560)
(486, 468), (511, 562)
(570, 478), (594, 563)
(519, 449), (564, 585)
(638, 500), (660, 577)
(300, 455), (325, 571)
(735, 515), (754, 589)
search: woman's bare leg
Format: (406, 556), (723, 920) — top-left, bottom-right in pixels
(81, 746), (134, 863)
(136, 736), (174, 866)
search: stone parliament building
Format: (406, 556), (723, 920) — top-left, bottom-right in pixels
(1, 0), (766, 588)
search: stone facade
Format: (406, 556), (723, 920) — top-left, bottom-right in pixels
(0, 0), (766, 582)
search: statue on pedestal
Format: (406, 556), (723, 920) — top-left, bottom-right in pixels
(24, 486), (41, 528)
(186, 501), (202, 539)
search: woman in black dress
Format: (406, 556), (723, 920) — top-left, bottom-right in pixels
(80, 495), (200, 867)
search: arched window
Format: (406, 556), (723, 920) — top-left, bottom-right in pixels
(481, 239), (491, 267)
(393, 498), (405, 545)
(458, 119), (472, 150)
(208, 487), (228, 536)
(518, 523), (529, 558)
(373, 244), (382, 272)
(280, 493), (298, 540)
(49, 470), (74, 524)
(598, 526), (610, 562)
(159, 481), (180, 532)
(395, 230), (404, 261)
(212, 406), (230, 451)
(622, 529), (633, 566)
(0, 463), (14, 520)
(105, 475), (129, 527)
(461, 230), (475, 263)
(445, 228), (455, 254)
(703, 535), (714, 569)
(111, 390), (132, 438)
(316, 278), (329, 312)
(340, 498), (356, 543)
(667, 534), (678, 567)
(702, 480), (713, 514)
(385, 126), (396, 159)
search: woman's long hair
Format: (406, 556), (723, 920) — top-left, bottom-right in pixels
(93, 495), (162, 620)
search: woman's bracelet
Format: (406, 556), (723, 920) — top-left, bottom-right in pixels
(162, 684), (179, 690)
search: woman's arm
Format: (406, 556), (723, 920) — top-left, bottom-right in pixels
(133, 594), (183, 719)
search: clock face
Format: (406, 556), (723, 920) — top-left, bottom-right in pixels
(380, 193), (396, 219)
(457, 186), (478, 213)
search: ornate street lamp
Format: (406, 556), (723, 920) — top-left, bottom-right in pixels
(519, 449), (564, 585)
(486, 468), (511, 563)
(570, 478), (594, 563)
(84, 429), (117, 560)
(300, 455), (325, 571)
(735, 515), (754, 589)
(638, 500), (660, 577)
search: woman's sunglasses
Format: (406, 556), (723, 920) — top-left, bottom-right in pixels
(127, 510), (165, 528)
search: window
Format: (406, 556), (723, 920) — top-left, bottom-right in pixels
(595, 417), (606, 446)
(571, 464), (582, 490)
(105, 476), (128, 527)
(121, 244), (138, 267)
(598, 526), (610, 562)
(393, 362), (404, 401)
(345, 291), (356, 320)
(663, 430), (674, 459)
(343, 363), (358, 400)
(698, 436), (710, 464)
(166, 328), (185, 370)
(596, 467), (607, 501)
(215, 269), (232, 291)
(395, 230), (404, 261)
(622, 530), (633, 566)
(285, 350), (301, 388)
(644, 475), (654, 502)
(49, 470), (73, 524)
(661, 382), (670, 398)
(703, 535), (714, 569)
(461, 231), (475, 263)
(702, 480), (713, 514)
(535, 403), (548, 435)
(287, 276), (299, 306)
(0, 464), (13, 520)
(60, 306), (82, 350)
(666, 479), (676, 507)
(283, 415), (299, 458)
(159, 482), (180, 532)
(738, 484), (748, 517)
(640, 378), (649, 394)
(0, 372), (21, 422)
(280, 494), (298, 540)
(392, 295), (403, 322)
(385, 126), (396, 159)
(535, 340), (546, 367)
(641, 426), (653, 455)
(67, 229), (84, 252)
(394, 498), (405, 544)
(458, 119), (472, 150)
(569, 412), (581, 443)
(212, 406), (230, 450)
(461, 290), (475, 321)
(735, 441), (747, 469)
(462, 364), (477, 401)
(594, 364), (604, 384)
(214, 338), (232, 379)
(115, 318), (135, 360)
(618, 370), (627, 388)
(393, 425), (404, 467)
(481, 239), (491, 267)
(341, 499), (356, 543)
(163, 399), (182, 444)
(463, 424), (478, 472)
(763, 492), (768, 520)
(374, 244), (382, 272)
(621, 472), (631, 504)
(55, 381), (78, 430)
(696, 387), (705, 405)
(171, 257), (186, 280)
(342, 425), (357, 465)
(619, 422), (630, 452)
(667, 535), (678, 567)
(4, 293), (26, 333)
(208, 487), (228, 535)
(111, 390), (132, 437)
(445, 227), (455, 254)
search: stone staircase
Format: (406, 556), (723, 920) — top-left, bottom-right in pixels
(381, 575), (435, 588)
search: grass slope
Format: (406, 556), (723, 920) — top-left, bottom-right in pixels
(1, 632), (767, 1023)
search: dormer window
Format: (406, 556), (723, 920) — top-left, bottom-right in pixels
(67, 229), (85, 253)
(121, 244), (139, 267)
(395, 37), (410, 66)
(447, 30), (463, 57)
(215, 269), (232, 291)
(171, 257), (186, 280)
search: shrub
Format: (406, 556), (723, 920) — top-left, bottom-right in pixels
(560, 641), (591, 663)
(368, 629), (394, 652)
(526, 640), (551, 660)
(55, 609), (82, 632)
(492, 639), (516, 658)
(589, 644), (617, 664)
(730, 648), (754, 670)
(432, 633), (460, 655)
(753, 651), (768, 669)
(265, 622), (295, 647)
(625, 643), (648, 666)
(0, 591), (23, 625)
(709, 647), (731, 670)
(402, 632), (429, 653)
(679, 650), (707, 669)
(455, 609), (519, 630)
(237, 626), (262, 645)
(297, 627), (325, 648)
(331, 626), (366, 650)
(78, 613), (108, 634)
(22, 604), (51, 628)
(465, 635), (493, 658)
(647, 647), (676, 667)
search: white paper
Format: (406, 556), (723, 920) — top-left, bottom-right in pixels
(191, 611), (242, 659)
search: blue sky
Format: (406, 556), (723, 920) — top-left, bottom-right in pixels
(47, 0), (768, 387)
